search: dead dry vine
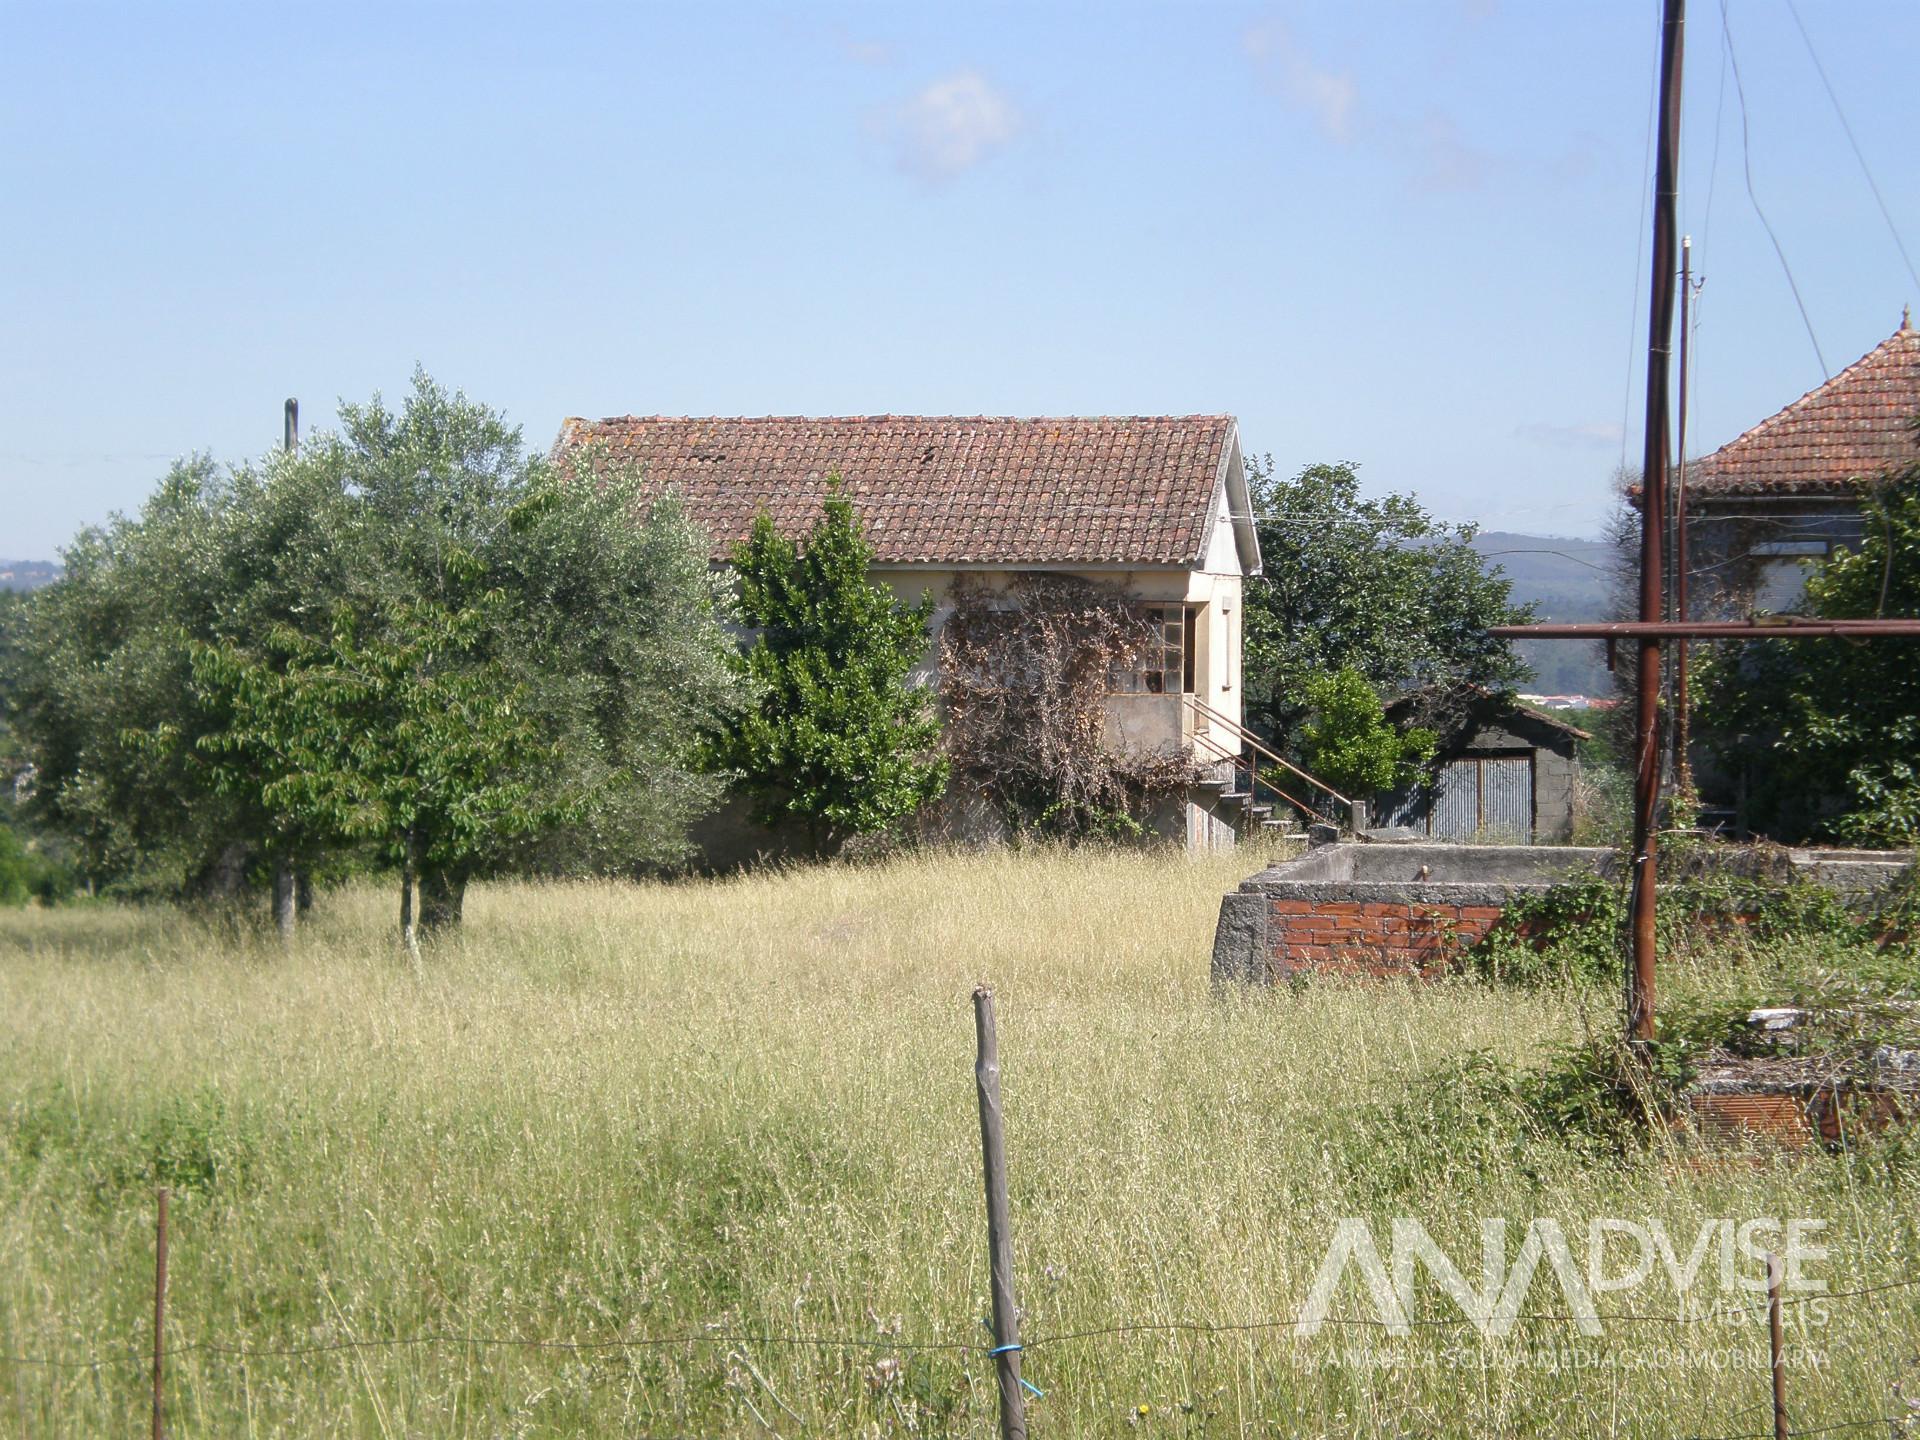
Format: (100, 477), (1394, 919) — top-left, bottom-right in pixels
(937, 575), (1198, 838)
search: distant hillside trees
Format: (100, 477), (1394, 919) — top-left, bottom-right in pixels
(2, 372), (745, 935)
(1241, 459), (1532, 763)
(703, 490), (946, 853)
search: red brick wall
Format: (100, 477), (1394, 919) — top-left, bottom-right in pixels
(1269, 898), (1509, 979)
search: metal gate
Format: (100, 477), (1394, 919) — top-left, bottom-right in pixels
(1384, 753), (1534, 841)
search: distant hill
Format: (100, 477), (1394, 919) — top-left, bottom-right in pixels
(0, 560), (60, 592)
(1470, 531), (1616, 697)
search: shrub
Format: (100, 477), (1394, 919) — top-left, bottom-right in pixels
(1461, 864), (1866, 987)
(0, 821), (76, 906)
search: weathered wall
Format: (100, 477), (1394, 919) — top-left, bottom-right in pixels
(873, 565), (1245, 740)
(1688, 497), (1865, 616)
(1378, 713), (1582, 844)
(1211, 843), (1606, 982)
(1457, 719), (1580, 844)
(1213, 842), (1915, 984)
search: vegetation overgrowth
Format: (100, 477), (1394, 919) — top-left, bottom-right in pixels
(1696, 470), (1920, 846)
(4, 848), (1918, 1437)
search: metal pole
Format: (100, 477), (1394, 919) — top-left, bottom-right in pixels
(1628, 0), (1685, 1047)
(972, 986), (1027, 1440)
(283, 397), (298, 455)
(1767, 1251), (1788, 1440)
(1675, 237), (1694, 795)
(152, 1187), (169, 1440)
(1494, 619), (1920, 639)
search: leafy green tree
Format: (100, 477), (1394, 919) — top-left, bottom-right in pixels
(192, 592), (563, 950)
(5, 372), (744, 927)
(318, 377), (746, 909)
(1697, 470), (1920, 844)
(500, 462), (743, 877)
(1242, 459), (1532, 751)
(1299, 665), (1438, 797)
(706, 491), (946, 851)
(4, 458), (252, 894)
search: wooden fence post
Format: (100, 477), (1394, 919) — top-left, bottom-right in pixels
(973, 986), (1027, 1440)
(1767, 1250), (1788, 1440)
(153, 1186), (169, 1440)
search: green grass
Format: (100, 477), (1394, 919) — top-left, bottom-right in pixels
(2, 848), (1918, 1437)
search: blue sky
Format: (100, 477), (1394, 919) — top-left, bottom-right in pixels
(4, 1), (1917, 558)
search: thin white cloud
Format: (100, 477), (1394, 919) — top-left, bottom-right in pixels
(1516, 421), (1625, 452)
(1410, 111), (1491, 193)
(874, 70), (1021, 181)
(1242, 20), (1357, 144)
(838, 33), (893, 67)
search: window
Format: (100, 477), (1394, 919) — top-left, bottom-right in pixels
(1110, 605), (1196, 695)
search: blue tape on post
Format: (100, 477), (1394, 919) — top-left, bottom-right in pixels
(985, 1344), (1044, 1400)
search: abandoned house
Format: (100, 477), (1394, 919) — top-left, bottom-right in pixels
(1375, 692), (1589, 844)
(551, 413), (1263, 853)
(1679, 312), (1919, 614)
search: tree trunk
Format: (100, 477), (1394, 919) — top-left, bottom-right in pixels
(272, 857), (296, 944)
(418, 866), (466, 934)
(400, 851), (419, 963)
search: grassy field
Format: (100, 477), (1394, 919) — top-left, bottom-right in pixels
(2, 847), (1918, 1437)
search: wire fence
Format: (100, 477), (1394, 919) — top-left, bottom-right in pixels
(13, 1272), (1920, 1369)
(10, 991), (1920, 1437)
(8, 1257), (1920, 1437)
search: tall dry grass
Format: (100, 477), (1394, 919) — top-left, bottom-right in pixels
(1, 847), (1916, 1437)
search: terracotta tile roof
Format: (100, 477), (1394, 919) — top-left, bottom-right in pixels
(551, 414), (1236, 566)
(1688, 320), (1920, 497)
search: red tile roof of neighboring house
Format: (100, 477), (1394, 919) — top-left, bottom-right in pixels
(1687, 318), (1920, 498)
(551, 414), (1237, 566)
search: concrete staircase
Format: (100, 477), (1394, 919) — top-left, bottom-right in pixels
(1196, 771), (1302, 837)
(1185, 695), (1363, 840)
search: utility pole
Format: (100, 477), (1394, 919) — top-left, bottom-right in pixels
(1496, 0), (1920, 1063)
(1674, 239), (1695, 796)
(1626, 0), (1685, 1047)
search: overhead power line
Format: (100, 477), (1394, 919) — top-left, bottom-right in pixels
(1780, 0), (1920, 296)
(1718, 0), (1829, 378)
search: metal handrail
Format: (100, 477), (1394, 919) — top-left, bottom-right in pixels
(1183, 694), (1353, 807)
(1191, 727), (1317, 821)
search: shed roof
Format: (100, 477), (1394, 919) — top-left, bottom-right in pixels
(1687, 319), (1920, 499)
(551, 414), (1241, 567)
